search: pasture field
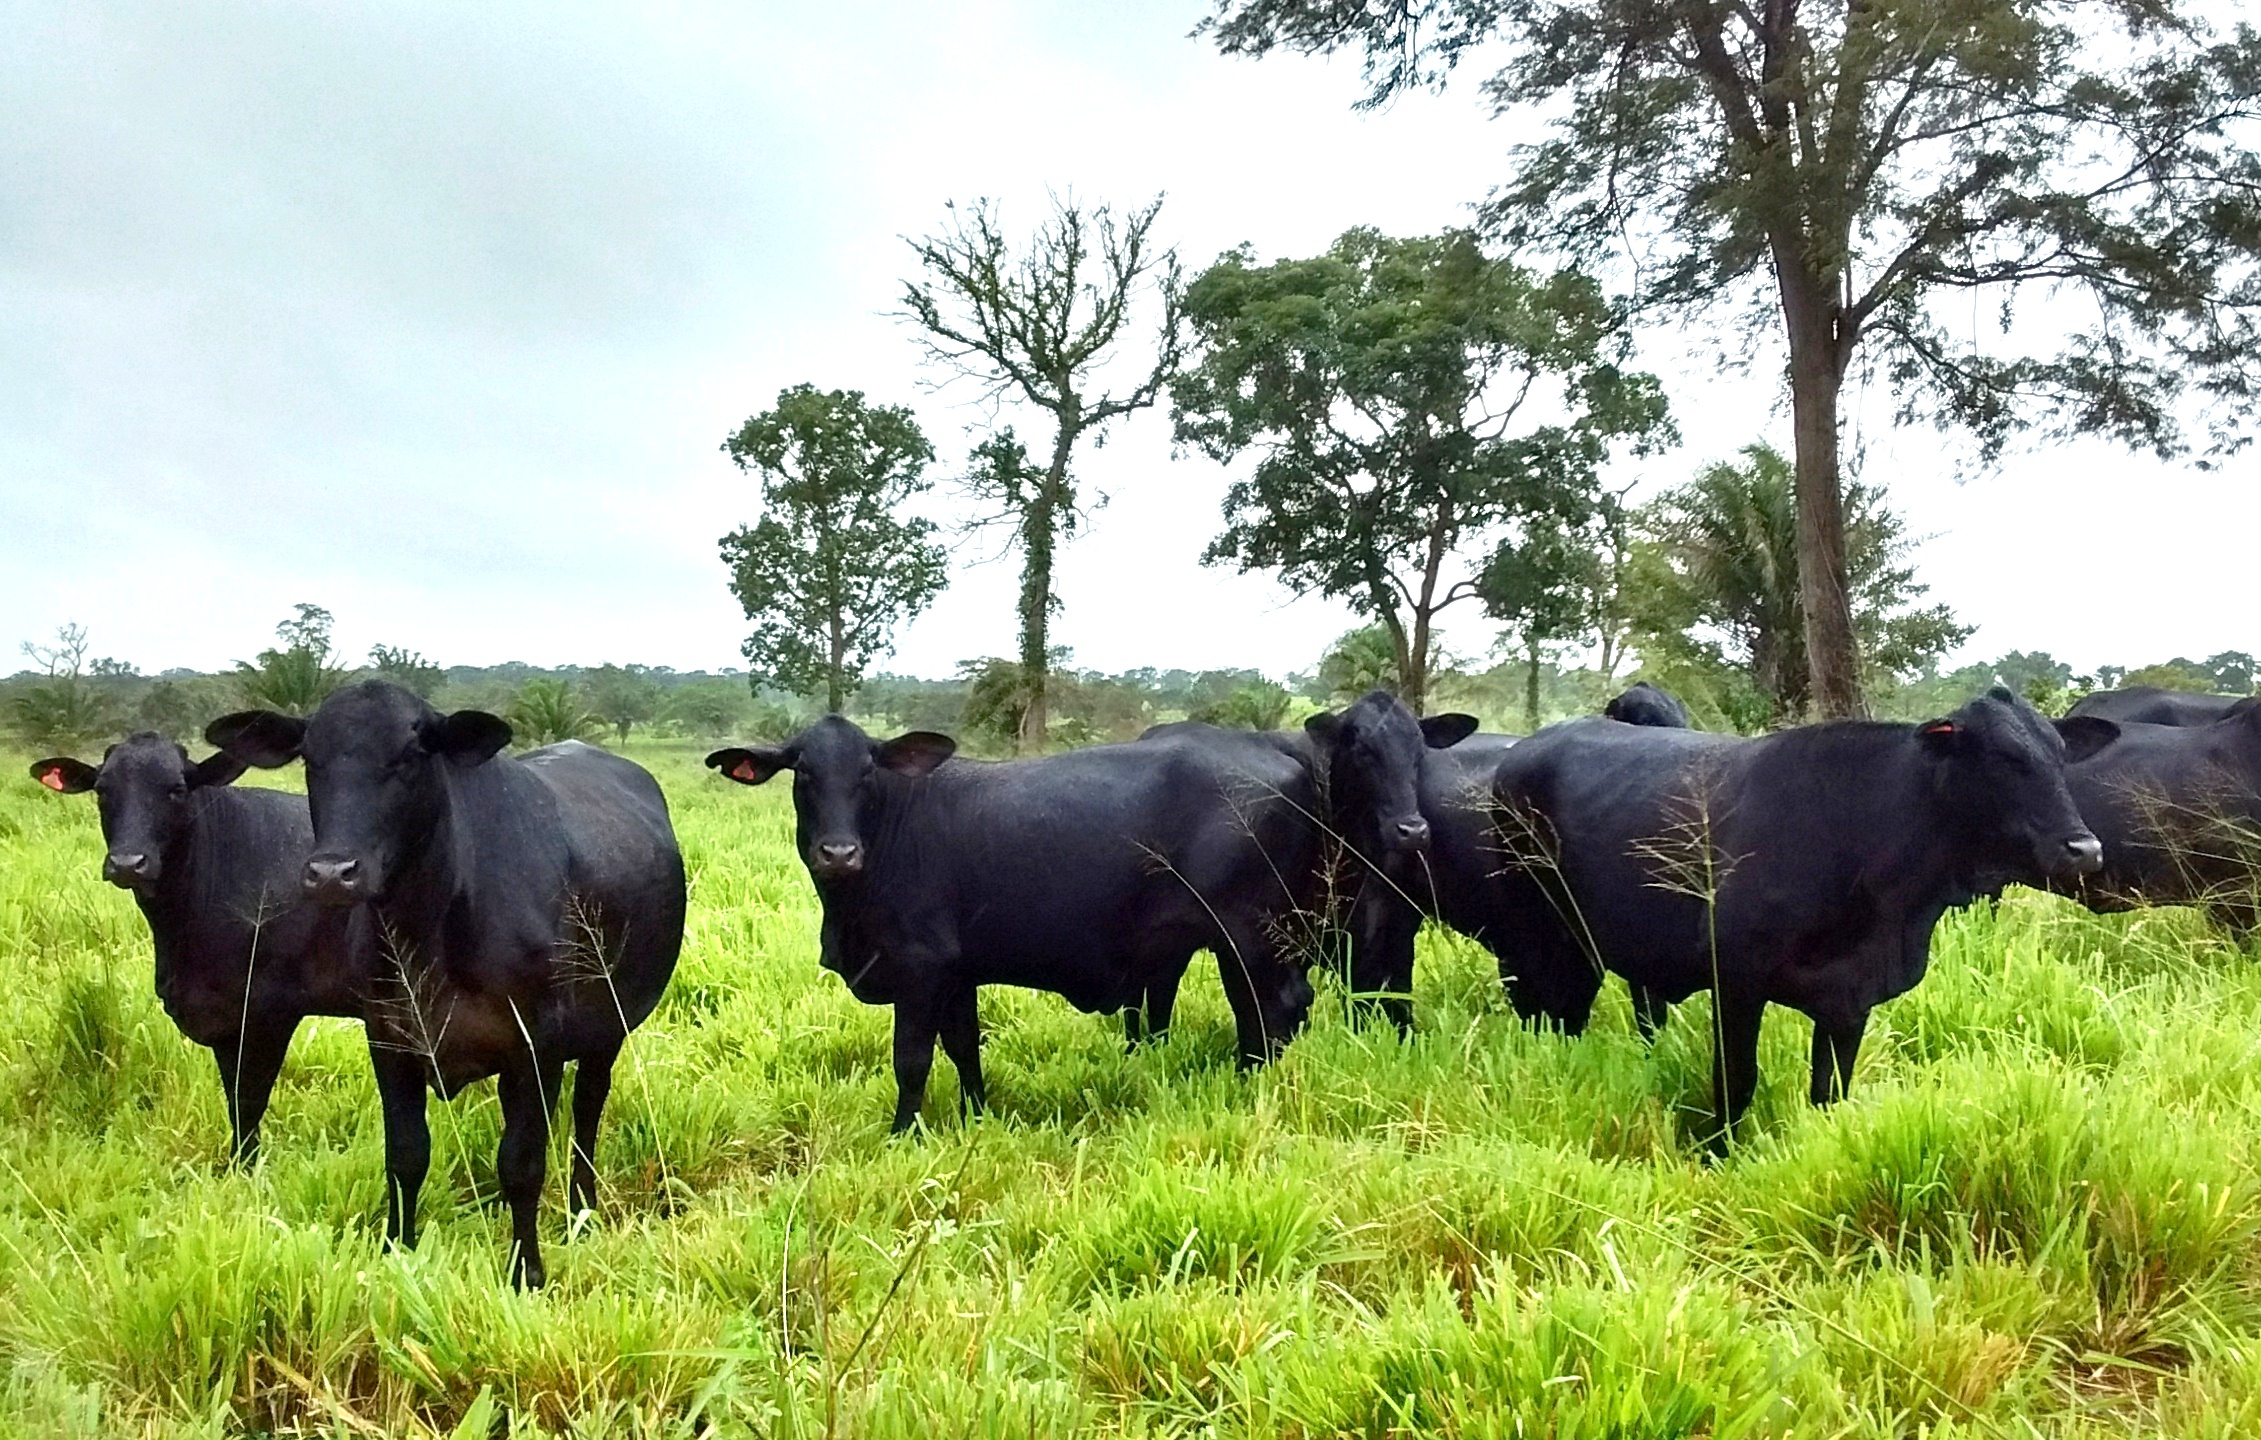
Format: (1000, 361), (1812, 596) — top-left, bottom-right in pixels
(6, 742), (2261, 1437)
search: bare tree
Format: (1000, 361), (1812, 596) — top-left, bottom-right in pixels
(902, 194), (1184, 750)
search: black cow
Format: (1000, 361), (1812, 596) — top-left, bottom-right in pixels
(2066, 686), (2245, 727)
(1345, 682), (1693, 1034)
(1603, 680), (1692, 729)
(1143, 691), (1479, 1036)
(29, 734), (370, 1164)
(2055, 700), (2261, 931)
(707, 714), (1335, 1133)
(207, 680), (686, 1288)
(1487, 688), (2110, 1141)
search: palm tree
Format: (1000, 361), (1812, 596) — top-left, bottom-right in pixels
(506, 679), (605, 746)
(1634, 446), (1967, 725)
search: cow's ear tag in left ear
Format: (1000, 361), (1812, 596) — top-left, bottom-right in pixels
(1920, 721), (1955, 736)
(732, 759), (762, 782)
(37, 766), (67, 792)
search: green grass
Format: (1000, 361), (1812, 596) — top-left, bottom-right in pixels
(4, 741), (2261, 1436)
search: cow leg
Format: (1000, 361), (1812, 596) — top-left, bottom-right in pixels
(1125, 966), (1184, 1048)
(1808, 1012), (1866, 1106)
(890, 996), (943, 1134)
(1349, 896), (1419, 1035)
(369, 1045), (432, 1251)
(935, 983), (986, 1120)
(1630, 984), (1671, 1046)
(1215, 920), (1310, 1069)
(496, 1053), (561, 1289)
(1708, 991), (1767, 1151)
(214, 1018), (296, 1167)
(568, 1040), (620, 1217)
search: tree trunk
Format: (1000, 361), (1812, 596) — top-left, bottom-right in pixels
(1524, 638), (1542, 732)
(827, 612), (846, 714)
(1779, 268), (1864, 720)
(1017, 450), (1068, 752)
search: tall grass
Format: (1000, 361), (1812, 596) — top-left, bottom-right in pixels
(3, 742), (2260, 1435)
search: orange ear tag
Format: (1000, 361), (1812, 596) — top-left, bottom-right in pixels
(38, 768), (67, 792)
(733, 759), (762, 782)
(1920, 722), (1955, 736)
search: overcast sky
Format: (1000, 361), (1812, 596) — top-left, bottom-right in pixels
(5, 1), (2252, 683)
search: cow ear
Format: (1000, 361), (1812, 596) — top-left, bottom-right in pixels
(205, 711), (306, 769)
(427, 710), (512, 764)
(189, 751), (248, 788)
(1303, 711), (1343, 745)
(1421, 713), (1480, 749)
(1916, 717), (1960, 754)
(28, 757), (99, 794)
(877, 732), (955, 777)
(707, 746), (788, 785)
(2054, 715), (2120, 764)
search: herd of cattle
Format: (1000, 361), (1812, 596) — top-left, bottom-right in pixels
(24, 676), (2261, 1287)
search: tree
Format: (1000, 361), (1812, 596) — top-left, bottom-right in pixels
(1478, 512), (1604, 731)
(506, 678), (604, 746)
(903, 195), (1185, 749)
(1190, 680), (1295, 731)
(1173, 228), (1672, 713)
(720, 385), (949, 714)
(8, 623), (119, 751)
(1205, 2), (2261, 720)
(1313, 625), (1410, 704)
(582, 663), (662, 744)
(368, 645), (444, 698)
(235, 604), (347, 714)
(1631, 444), (1970, 724)
(661, 680), (752, 741)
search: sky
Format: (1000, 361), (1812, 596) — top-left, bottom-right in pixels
(4, 1), (2254, 683)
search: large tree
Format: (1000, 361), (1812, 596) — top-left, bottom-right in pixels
(1172, 227), (1671, 713)
(235, 603), (347, 715)
(719, 385), (949, 714)
(903, 195), (1184, 750)
(1206, 2), (2261, 718)
(1631, 443), (1970, 725)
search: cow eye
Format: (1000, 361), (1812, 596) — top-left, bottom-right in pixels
(168, 785), (188, 801)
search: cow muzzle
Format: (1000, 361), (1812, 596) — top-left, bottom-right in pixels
(2039, 830), (2104, 880)
(302, 856), (368, 907)
(809, 841), (865, 881)
(102, 851), (158, 889)
(1386, 816), (1432, 853)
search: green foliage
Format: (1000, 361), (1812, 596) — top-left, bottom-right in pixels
(1631, 445), (1970, 726)
(1188, 680), (1293, 731)
(1206, 0), (2261, 718)
(581, 663), (663, 744)
(9, 746), (2261, 1433)
(234, 604), (347, 716)
(659, 679), (752, 741)
(2125, 661), (2235, 695)
(720, 384), (949, 714)
(7, 625), (122, 753)
(1312, 626), (1401, 705)
(366, 644), (443, 699)
(1174, 227), (1672, 712)
(503, 678), (604, 747)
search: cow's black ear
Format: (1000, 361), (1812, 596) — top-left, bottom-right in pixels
(2054, 716), (2120, 764)
(28, 757), (98, 794)
(707, 746), (789, 785)
(877, 732), (955, 777)
(205, 711), (306, 769)
(1421, 713), (1480, 749)
(1304, 712), (1343, 745)
(189, 751), (248, 788)
(427, 710), (512, 764)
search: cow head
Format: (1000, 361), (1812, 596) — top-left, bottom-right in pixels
(1304, 690), (1477, 858)
(707, 715), (954, 883)
(1604, 681), (1691, 729)
(208, 679), (511, 908)
(1918, 686), (2115, 885)
(28, 733), (247, 890)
